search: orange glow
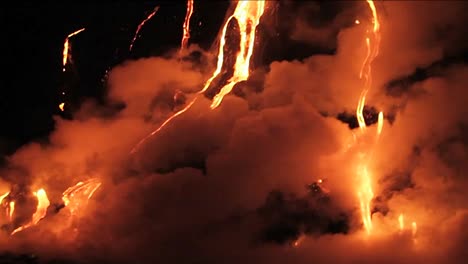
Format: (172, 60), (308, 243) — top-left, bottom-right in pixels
(293, 235), (305, 247)
(8, 201), (15, 221)
(398, 214), (404, 231)
(62, 178), (102, 215)
(357, 166), (374, 233)
(11, 188), (50, 235)
(377, 111), (384, 135)
(62, 28), (85, 72)
(59, 102), (65, 111)
(181, 0), (194, 51)
(411, 221), (417, 237)
(355, 19), (360, 25)
(129, 6), (160, 51)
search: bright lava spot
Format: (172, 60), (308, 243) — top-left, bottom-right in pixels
(398, 214), (405, 231)
(355, 19), (360, 24)
(59, 102), (65, 111)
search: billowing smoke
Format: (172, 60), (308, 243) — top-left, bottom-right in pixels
(1, 1), (468, 264)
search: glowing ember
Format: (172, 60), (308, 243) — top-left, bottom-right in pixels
(62, 28), (85, 72)
(181, 0), (194, 51)
(131, 1), (266, 153)
(355, 19), (360, 25)
(129, 6), (160, 51)
(59, 102), (65, 112)
(377, 111), (384, 135)
(398, 213), (405, 231)
(11, 188), (50, 235)
(62, 178), (102, 215)
(8, 201), (15, 221)
(293, 235), (305, 247)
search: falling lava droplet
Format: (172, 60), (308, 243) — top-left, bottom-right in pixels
(59, 102), (65, 111)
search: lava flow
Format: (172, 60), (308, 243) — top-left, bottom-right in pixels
(60, 27), (86, 112)
(353, 0), (381, 234)
(199, 0), (266, 109)
(131, 0), (266, 153)
(62, 178), (102, 216)
(11, 189), (50, 235)
(129, 6), (160, 51)
(62, 28), (85, 72)
(180, 0), (194, 52)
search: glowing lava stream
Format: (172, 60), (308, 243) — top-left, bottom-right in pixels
(11, 189), (50, 235)
(180, 0), (194, 52)
(131, 0), (266, 154)
(129, 6), (160, 51)
(354, 0), (381, 234)
(62, 178), (102, 215)
(201, 0), (266, 109)
(62, 28), (85, 72)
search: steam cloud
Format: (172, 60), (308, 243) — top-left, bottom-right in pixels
(1, 1), (468, 264)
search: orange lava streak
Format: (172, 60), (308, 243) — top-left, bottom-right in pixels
(131, 97), (198, 154)
(181, 0), (194, 51)
(8, 201), (15, 221)
(129, 6), (160, 51)
(11, 188), (50, 235)
(0, 191), (8, 203)
(62, 28), (85, 72)
(377, 111), (384, 135)
(62, 178), (102, 215)
(355, 0), (381, 234)
(209, 1), (266, 109)
(398, 213), (405, 231)
(356, 0), (381, 130)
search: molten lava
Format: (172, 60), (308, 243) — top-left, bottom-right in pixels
(59, 102), (65, 112)
(131, 0), (266, 153)
(129, 6), (160, 51)
(354, 0), (381, 234)
(11, 188), (50, 235)
(8, 201), (15, 221)
(181, 0), (194, 51)
(200, 1), (266, 109)
(62, 178), (102, 215)
(62, 28), (85, 72)
(398, 213), (405, 231)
